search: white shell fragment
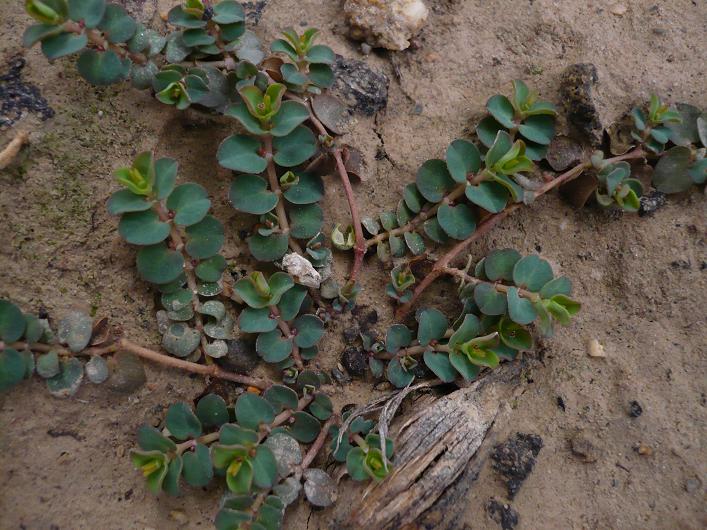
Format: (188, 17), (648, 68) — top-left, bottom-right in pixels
(344, 0), (429, 51)
(281, 252), (322, 289)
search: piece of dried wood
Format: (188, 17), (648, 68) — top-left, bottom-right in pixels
(339, 364), (521, 529)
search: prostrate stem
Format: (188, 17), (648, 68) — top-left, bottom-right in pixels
(269, 305), (305, 370)
(395, 148), (647, 320)
(263, 135), (304, 254)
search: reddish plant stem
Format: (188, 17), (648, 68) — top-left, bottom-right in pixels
(394, 148), (647, 320)
(64, 21), (147, 65)
(443, 267), (541, 301)
(10, 338), (270, 389)
(333, 149), (366, 282)
(300, 414), (340, 470)
(269, 305), (305, 370)
(303, 100), (366, 283)
(263, 135), (304, 254)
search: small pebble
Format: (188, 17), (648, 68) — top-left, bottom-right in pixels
(169, 511), (188, 526)
(635, 443), (653, 456)
(685, 478), (700, 493)
(610, 3), (627, 15)
(587, 338), (606, 358)
(571, 434), (599, 463)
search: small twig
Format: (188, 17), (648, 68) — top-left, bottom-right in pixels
(11, 338), (270, 389)
(0, 130), (30, 170)
(333, 149), (366, 282)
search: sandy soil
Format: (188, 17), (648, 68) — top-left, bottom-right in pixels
(1, 0), (705, 529)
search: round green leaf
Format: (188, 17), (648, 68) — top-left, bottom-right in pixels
(196, 394), (230, 427)
(448, 351), (480, 381)
(213, 0), (245, 23)
(507, 287), (537, 325)
(397, 199), (413, 226)
(465, 181), (508, 213)
(273, 126), (317, 167)
(292, 314), (324, 348)
(183, 443), (213, 487)
(386, 358), (415, 388)
(46, 357), (84, 397)
(473, 283), (507, 315)
(248, 233), (289, 262)
(182, 28), (215, 47)
(271, 101), (310, 137)
(487, 95), (515, 128)
(423, 351), (457, 383)
(239, 307), (277, 333)
(288, 411), (321, 443)
(0, 348), (25, 392)
(476, 116), (505, 148)
(217, 135), (267, 173)
(308, 63), (334, 88)
(306, 44), (335, 64)
(403, 183), (424, 213)
(252, 445), (278, 489)
(417, 308), (448, 346)
(137, 425), (177, 452)
(518, 115), (555, 146)
(283, 173), (324, 204)
(195, 255), (227, 283)
(119, 209), (170, 245)
(154, 157), (178, 199)
(76, 49), (130, 85)
(484, 249), (521, 282)
(404, 232), (425, 255)
(229, 174), (278, 215)
(309, 393), (333, 421)
(166, 402), (202, 440)
(68, 0), (106, 28)
(512, 255), (554, 292)
(0, 301), (26, 342)
(163, 455), (183, 496)
(346, 447), (368, 481)
(423, 217), (449, 244)
(653, 146), (693, 194)
(98, 4), (136, 43)
(85, 355), (108, 383)
(235, 392), (275, 430)
(539, 276), (572, 298)
(256, 329), (293, 363)
(167, 183), (211, 226)
(485, 130), (514, 168)
(498, 317), (533, 350)
(36, 351), (60, 379)
(168, 6), (206, 28)
(263, 385), (299, 413)
(23, 24), (63, 48)
(416, 159), (455, 203)
(289, 203), (323, 239)
(446, 139), (481, 183)
(108, 189), (153, 215)
(185, 215), (224, 259)
(162, 323), (201, 358)
(437, 203), (476, 240)
(277, 284), (307, 321)
(41, 32), (87, 59)
(385, 324), (412, 353)
(448, 314), (481, 348)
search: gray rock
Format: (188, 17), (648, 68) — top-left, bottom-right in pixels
(559, 64), (603, 146)
(332, 57), (389, 116)
(106, 352), (146, 393)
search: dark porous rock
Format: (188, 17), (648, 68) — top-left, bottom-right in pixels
(546, 135), (584, 171)
(629, 400), (643, 417)
(639, 190), (666, 216)
(331, 367), (352, 385)
(559, 63), (602, 146)
(486, 499), (519, 530)
(341, 347), (368, 377)
(1, 56), (55, 127)
(219, 339), (260, 373)
(491, 433), (543, 498)
(332, 57), (389, 116)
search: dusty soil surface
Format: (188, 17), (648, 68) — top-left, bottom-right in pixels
(1, 0), (705, 529)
